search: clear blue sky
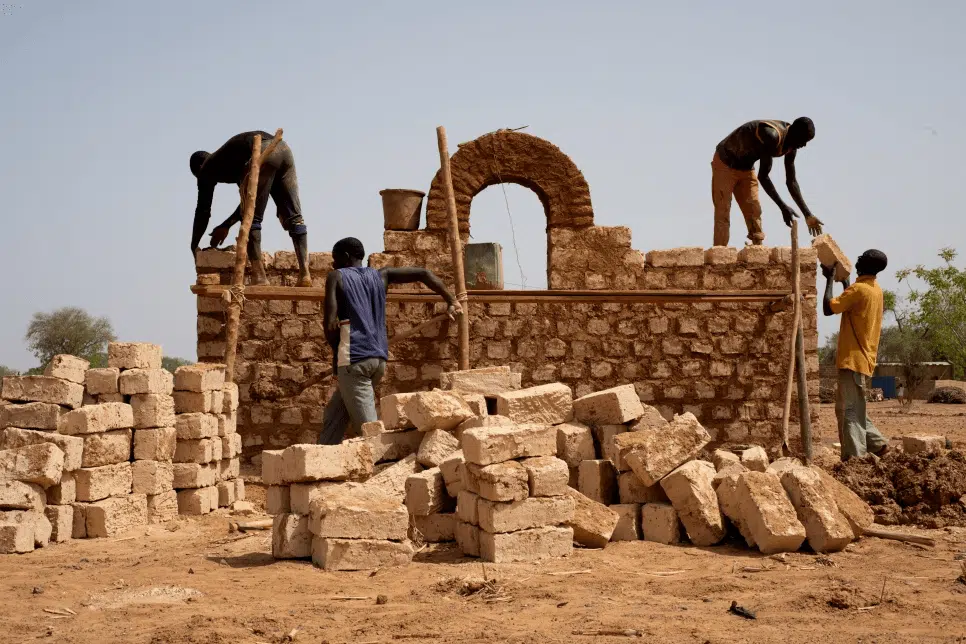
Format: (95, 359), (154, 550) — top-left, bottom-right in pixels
(1, 1), (963, 370)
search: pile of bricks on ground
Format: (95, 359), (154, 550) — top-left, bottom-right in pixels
(172, 363), (244, 515)
(0, 343), (246, 554)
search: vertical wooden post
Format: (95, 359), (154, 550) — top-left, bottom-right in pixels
(436, 126), (470, 370)
(781, 220), (802, 452)
(223, 134), (264, 383)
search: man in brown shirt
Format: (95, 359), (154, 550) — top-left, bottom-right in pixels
(711, 118), (823, 246)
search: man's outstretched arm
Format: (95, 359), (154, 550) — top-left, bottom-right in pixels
(784, 152), (822, 235)
(822, 262), (852, 316)
(191, 182), (215, 254)
(380, 267), (462, 317)
(208, 205), (242, 248)
(324, 270), (342, 345)
(758, 154), (799, 228)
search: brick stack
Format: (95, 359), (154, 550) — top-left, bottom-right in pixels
(1, 355), (87, 551)
(172, 364), (244, 515)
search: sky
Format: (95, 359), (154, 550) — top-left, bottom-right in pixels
(1, 1), (964, 370)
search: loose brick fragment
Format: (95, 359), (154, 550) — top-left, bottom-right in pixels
(464, 461), (529, 502)
(622, 413), (711, 486)
(362, 454), (421, 502)
(107, 343), (162, 370)
(405, 467), (450, 516)
(617, 471), (669, 504)
(780, 467), (852, 552)
(565, 487), (619, 548)
(1, 376), (84, 409)
(735, 471), (806, 554)
(714, 465), (756, 547)
(610, 503), (642, 541)
(811, 234), (852, 282)
(740, 446), (769, 472)
(0, 443), (64, 487)
(495, 383), (574, 425)
(555, 421), (595, 467)
(0, 402), (64, 430)
(462, 423), (556, 466)
(281, 441), (373, 483)
(438, 450), (464, 497)
(901, 435), (945, 455)
(439, 366), (515, 395)
(766, 457), (804, 476)
(712, 449), (740, 471)
(641, 503), (682, 544)
(660, 461), (725, 546)
(367, 430), (422, 464)
(480, 525), (573, 563)
(809, 466), (875, 538)
(597, 424), (628, 468)
(1, 427), (82, 471)
(573, 384), (644, 425)
(86, 494), (148, 537)
(403, 390), (474, 432)
(416, 429), (459, 468)
(378, 393), (417, 430)
(311, 537), (414, 570)
(61, 403), (134, 435)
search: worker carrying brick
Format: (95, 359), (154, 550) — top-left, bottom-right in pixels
(822, 249), (890, 460)
(712, 118), (823, 246)
(189, 130), (312, 287)
(318, 237), (462, 444)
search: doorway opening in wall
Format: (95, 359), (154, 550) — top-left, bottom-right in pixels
(467, 184), (548, 290)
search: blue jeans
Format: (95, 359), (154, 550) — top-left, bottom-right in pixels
(318, 358), (386, 445)
(835, 369), (888, 459)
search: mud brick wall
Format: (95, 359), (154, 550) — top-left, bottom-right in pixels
(193, 130), (819, 458)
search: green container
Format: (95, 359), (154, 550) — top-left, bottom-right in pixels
(464, 243), (504, 289)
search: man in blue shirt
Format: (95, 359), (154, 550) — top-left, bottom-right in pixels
(318, 237), (461, 444)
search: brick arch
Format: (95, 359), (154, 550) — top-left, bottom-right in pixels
(425, 130), (594, 234)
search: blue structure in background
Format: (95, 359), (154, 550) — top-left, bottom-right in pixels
(871, 376), (897, 399)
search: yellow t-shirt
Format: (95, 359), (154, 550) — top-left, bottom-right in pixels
(829, 276), (883, 376)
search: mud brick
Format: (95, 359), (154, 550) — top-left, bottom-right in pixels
(412, 512), (456, 542)
(85, 368), (120, 396)
(462, 394), (488, 417)
(457, 489), (479, 525)
(1, 427), (82, 471)
(133, 427), (176, 461)
(48, 472), (76, 505)
(462, 423), (556, 466)
(480, 525), (573, 563)
(520, 456), (569, 497)
(210, 389), (224, 414)
(810, 466), (875, 538)
(108, 342), (162, 370)
(361, 420), (386, 437)
(660, 461), (725, 546)
(97, 393), (126, 403)
(221, 433), (242, 459)
(1, 376), (84, 409)
(902, 435), (945, 455)
(712, 449), (741, 471)
(172, 462), (216, 489)
(177, 487), (214, 515)
(622, 413), (711, 486)
(439, 366), (515, 395)
(216, 481), (236, 507)
(438, 450), (464, 497)
(217, 413), (237, 437)
(811, 234), (852, 282)
(175, 413), (218, 440)
(704, 246), (738, 265)
(405, 468), (451, 516)
(311, 537), (414, 570)
(272, 513), (312, 559)
(222, 383), (239, 412)
(0, 402), (64, 430)
(0, 443), (64, 487)
(556, 421), (595, 467)
(417, 429), (459, 468)
(477, 495), (574, 533)
(646, 247), (704, 267)
(767, 457), (804, 476)
(234, 478), (245, 502)
(780, 468), (852, 552)
(261, 450), (285, 485)
(565, 487), (619, 548)
(173, 364), (225, 392)
(290, 482), (345, 515)
(309, 487), (409, 540)
(578, 459), (619, 505)
(281, 441), (373, 483)
(86, 494), (147, 537)
(597, 424), (628, 468)
(129, 394), (174, 429)
(573, 384), (644, 425)
(71, 502), (88, 538)
(75, 462), (131, 501)
(0, 514), (37, 553)
(740, 446), (769, 472)
(132, 460), (173, 495)
(173, 391), (212, 414)
(42, 354), (89, 384)
(736, 471), (806, 554)
(266, 485), (291, 515)
(61, 403), (134, 436)
(218, 457), (239, 481)
(618, 471), (669, 504)
(119, 369), (174, 396)
(610, 503), (642, 541)
(715, 464), (756, 547)
(641, 503), (682, 544)
(362, 454), (421, 502)
(367, 429), (422, 464)
(82, 429), (132, 467)
(737, 245), (771, 264)
(495, 383), (573, 425)
(45, 504), (73, 542)
(0, 480), (45, 511)
(465, 461), (529, 502)
(379, 392), (417, 430)
(147, 490), (178, 524)
(455, 520), (481, 556)
(210, 437), (223, 462)
(174, 438), (215, 464)
(404, 390), (474, 432)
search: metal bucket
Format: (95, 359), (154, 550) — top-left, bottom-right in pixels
(380, 189), (425, 231)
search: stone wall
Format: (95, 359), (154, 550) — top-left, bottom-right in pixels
(193, 130), (819, 458)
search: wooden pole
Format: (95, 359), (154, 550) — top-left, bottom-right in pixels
(223, 132), (272, 383)
(781, 220), (802, 453)
(795, 298), (812, 463)
(436, 126), (470, 370)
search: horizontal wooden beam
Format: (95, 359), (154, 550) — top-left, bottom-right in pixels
(190, 284), (798, 304)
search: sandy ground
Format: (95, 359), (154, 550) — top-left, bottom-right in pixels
(2, 402), (965, 644)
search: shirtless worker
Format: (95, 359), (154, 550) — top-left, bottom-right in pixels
(318, 237), (461, 445)
(712, 118), (823, 246)
(822, 249), (890, 460)
(189, 130), (312, 287)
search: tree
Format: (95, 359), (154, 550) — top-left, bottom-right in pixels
(879, 289), (936, 406)
(25, 307), (117, 369)
(162, 356), (193, 372)
(0, 365), (19, 377)
(819, 332), (839, 366)
(897, 248), (966, 378)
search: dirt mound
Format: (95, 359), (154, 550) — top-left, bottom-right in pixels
(831, 449), (966, 528)
(929, 387), (966, 404)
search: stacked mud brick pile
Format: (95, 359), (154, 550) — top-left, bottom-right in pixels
(0, 355), (88, 552)
(172, 363), (244, 515)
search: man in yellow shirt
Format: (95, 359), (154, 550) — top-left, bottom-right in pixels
(822, 249), (890, 459)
